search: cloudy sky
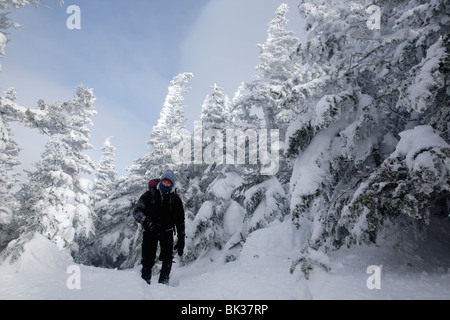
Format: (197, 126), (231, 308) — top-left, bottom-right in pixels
(0, 0), (305, 178)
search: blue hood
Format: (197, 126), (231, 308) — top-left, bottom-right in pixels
(159, 170), (176, 194)
(160, 170), (176, 185)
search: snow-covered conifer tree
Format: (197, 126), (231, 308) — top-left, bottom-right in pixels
(0, 89), (21, 253)
(128, 72), (193, 184)
(0, 2), (71, 258)
(185, 84), (237, 262)
(0, 89), (21, 212)
(186, 74), (289, 263)
(3, 86), (97, 260)
(80, 73), (193, 269)
(244, 4), (302, 183)
(286, 0), (449, 278)
(229, 83), (262, 131)
(92, 137), (117, 203)
(183, 6), (303, 264)
(255, 3), (301, 139)
(200, 84), (230, 130)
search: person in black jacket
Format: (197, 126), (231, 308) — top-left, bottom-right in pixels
(132, 170), (185, 285)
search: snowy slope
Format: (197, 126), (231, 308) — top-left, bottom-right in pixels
(0, 217), (449, 300)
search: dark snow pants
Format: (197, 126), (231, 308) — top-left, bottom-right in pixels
(141, 230), (174, 284)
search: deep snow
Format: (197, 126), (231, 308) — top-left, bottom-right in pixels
(1, 216), (449, 300)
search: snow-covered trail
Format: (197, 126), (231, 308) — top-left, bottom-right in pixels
(1, 218), (449, 300)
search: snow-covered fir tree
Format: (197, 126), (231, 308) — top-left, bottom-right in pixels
(0, 2), (71, 258)
(182, 84), (231, 220)
(0, 89), (21, 212)
(185, 62), (289, 262)
(79, 73), (193, 269)
(286, 0), (449, 278)
(0, 8), (87, 258)
(92, 136), (117, 203)
(200, 84), (230, 129)
(0, 92), (71, 254)
(2, 86), (97, 261)
(255, 3), (301, 140)
(0, 89), (21, 252)
(166, 73), (194, 195)
(184, 84), (236, 262)
(183, 5), (305, 264)
(19, 136), (78, 249)
(128, 72), (193, 185)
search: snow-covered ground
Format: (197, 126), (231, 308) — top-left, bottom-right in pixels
(1, 216), (449, 300)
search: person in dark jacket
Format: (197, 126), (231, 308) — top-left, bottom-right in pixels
(132, 170), (185, 285)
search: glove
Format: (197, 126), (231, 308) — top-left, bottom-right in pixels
(143, 218), (162, 233)
(174, 236), (185, 256)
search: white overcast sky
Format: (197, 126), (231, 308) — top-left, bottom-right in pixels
(0, 0), (305, 178)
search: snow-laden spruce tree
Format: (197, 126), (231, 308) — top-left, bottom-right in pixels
(183, 6), (303, 264)
(255, 3), (301, 140)
(184, 84), (240, 263)
(92, 136), (117, 203)
(0, 89), (21, 212)
(334, 0), (450, 247)
(0, 113), (6, 151)
(1, 86), (97, 261)
(80, 73), (193, 269)
(0, 80), (66, 262)
(184, 52), (291, 263)
(223, 3), (300, 201)
(185, 82), (281, 264)
(0, 89), (71, 241)
(229, 85), (288, 254)
(0, 88), (75, 262)
(233, 3), (295, 233)
(183, 84), (231, 220)
(200, 84), (230, 129)
(229, 83), (262, 131)
(128, 72), (194, 186)
(0, 0), (67, 155)
(285, 0), (449, 278)
(0, 89), (21, 252)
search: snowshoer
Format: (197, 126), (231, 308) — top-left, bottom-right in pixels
(132, 169), (185, 285)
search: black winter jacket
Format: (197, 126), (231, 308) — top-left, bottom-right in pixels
(133, 189), (185, 236)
